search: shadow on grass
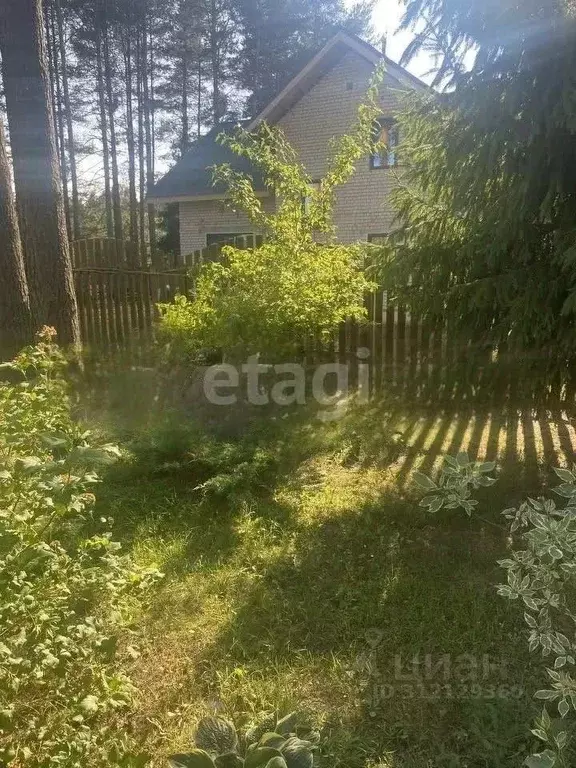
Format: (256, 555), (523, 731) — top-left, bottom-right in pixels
(94, 387), (576, 767)
(184, 403), (576, 767)
(198, 484), (543, 768)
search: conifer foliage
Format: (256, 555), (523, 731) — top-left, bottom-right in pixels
(377, 0), (576, 388)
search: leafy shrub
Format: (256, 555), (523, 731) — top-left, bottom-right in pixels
(413, 452), (496, 515)
(169, 712), (319, 768)
(497, 466), (576, 768)
(129, 416), (279, 501)
(159, 71), (385, 361)
(0, 329), (160, 767)
(413, 455), (576, 767)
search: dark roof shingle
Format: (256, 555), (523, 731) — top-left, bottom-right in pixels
(150, 121), (266, 200)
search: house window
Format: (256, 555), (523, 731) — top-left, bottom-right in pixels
(367, 234), (388, 244)
(370, 119), (399, 169)
(206, 233), (252, 247)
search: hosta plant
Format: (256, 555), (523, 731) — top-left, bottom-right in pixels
(413, 452), (496, 516)
(413, 455), (576, 767)
(169, 713), (319, 768)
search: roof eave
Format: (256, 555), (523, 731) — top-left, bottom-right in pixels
(147, 190), (271, 205)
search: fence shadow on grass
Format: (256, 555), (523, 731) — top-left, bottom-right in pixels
(190, 394), (576, 767)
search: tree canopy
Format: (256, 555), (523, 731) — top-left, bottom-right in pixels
(377, 0), (576, 387)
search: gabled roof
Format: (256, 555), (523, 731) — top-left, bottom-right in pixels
(149, 32), (428, 203)
(247, 31), (428, 130)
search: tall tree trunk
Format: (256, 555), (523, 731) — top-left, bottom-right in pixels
(137, 26), (146, 263)
(47, 1), (72, 240)
(0, 118), (32, 356)
(55, 0), (80, 239)
(181, 53), (189, 154)
(102, 20), (123, 241)
(143, 20), (157, 264)
(96, 33), (114, 238)
(124, 33), (139, 262)
(0, 0), (79, 346)
(210, 0), (220, 125)
(197, 56), (202, 139)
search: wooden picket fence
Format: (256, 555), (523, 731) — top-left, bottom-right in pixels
(71, 236), (560, 402)
(69, 235), (481, 393)
(71, 238), (143, 269)
(73, 268), (189, 353)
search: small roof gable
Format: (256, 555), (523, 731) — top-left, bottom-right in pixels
(247, 31), (428, 130)
(149, 121), (266, 203)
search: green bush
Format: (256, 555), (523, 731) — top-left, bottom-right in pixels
(159, 70), (385, 361)
(0, 328), (160, 767)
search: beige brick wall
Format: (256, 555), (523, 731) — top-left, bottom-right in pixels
(179, 51), (410, 251)
(180, 197), (276, 255)
(277, 51), (404, 242)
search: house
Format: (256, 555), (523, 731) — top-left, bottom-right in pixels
(149, 32), (427, 256)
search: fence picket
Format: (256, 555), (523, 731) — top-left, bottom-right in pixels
(70, 238), (465, 392)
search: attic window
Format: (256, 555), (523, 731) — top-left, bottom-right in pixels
(346, 81), (354, 91)
(370, 119), (399, 169)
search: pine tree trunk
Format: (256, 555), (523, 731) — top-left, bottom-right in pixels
(197, 57), (202, 139)
(0, 118), (32, 357)
(210, 0), (220, 125)
(55, 0), (80, 239)
(124, 33), (139, 263)
(0, 0), (79, 347)
(181, 54), (189, 154)
(103, 20), (123, 241)
(137, 26), (146, 263)
(47, 2), (72, 240)
(143, 22), (157, 264)
(96, 34), (114, 238)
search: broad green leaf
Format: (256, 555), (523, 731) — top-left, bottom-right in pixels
(524, 749), (556, 768)
(169, 750), (216, 768)
(553, 484), (576, 498)
(195, 716), (238, 755)
(258, 733), (286, 749)
(477, 461), (496, 473)
(554, 467), (574, 483)
(281, 737), (314, 768)
(427, 496), (444, 514)
(215, 752), (244, 768)
(413, 472), (437, 491)
(245, 747), (282, 768)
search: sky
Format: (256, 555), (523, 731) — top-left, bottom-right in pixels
(357, 0), (436, 82)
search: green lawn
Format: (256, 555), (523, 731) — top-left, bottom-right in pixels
(93, 395), (576, 767)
